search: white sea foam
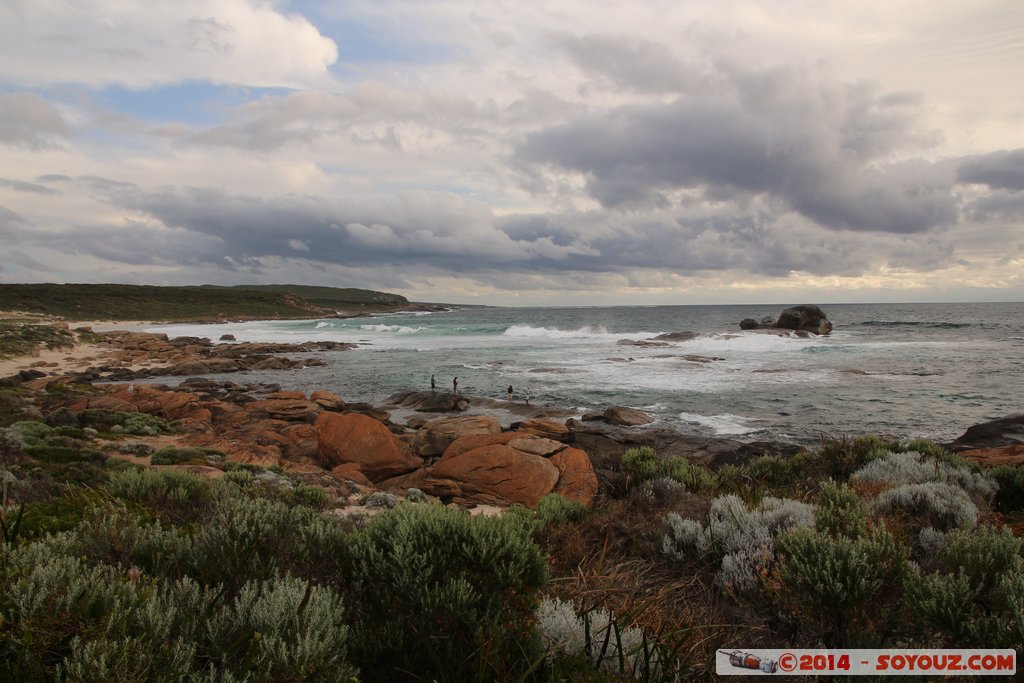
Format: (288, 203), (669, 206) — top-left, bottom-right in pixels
(677, 332), (828, 355)
(678, 412), (762, 435)
(501, 324), (660, 340)
(359, 324), (422, 334)
(314, 321), (334, 329)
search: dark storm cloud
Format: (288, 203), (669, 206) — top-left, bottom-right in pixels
(957, 149), (1024, 191)
(964, 189), (1024, 221)
(17, 166), (962, 287)
(0, 177), (60, 195)
(515, 64), (957, 234)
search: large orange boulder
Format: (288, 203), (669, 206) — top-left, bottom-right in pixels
(441, 432), (522, 460)
(548, 446), (599, 506)
(414, 415), (502, 456)
(316, 412), (421, 482)
(310, 389), (346, 411)
(515, 419), (570, 442)
(431, 443), (560, 507)
(245, 398), (321, 422)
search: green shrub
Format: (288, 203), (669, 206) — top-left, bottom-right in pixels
(188, 496), (347, 593)
(904, 528), (1023, 647)
(343, 503), (547, 681)
(622, 447), (711, 492)
(872, 482), (978, 531)
(75, 409), (171, 436)
(1, 538), (357, 682)
(814, 481), (868, 539)
(150, 446), (220, 466)
(775, 526), (908, 644)
(621, 446), (658, 482)
(206, 576), (358, 682)
(536, 493), (589, 525)
(990, 464), (1024, 513)
(105, 468), (217, 525)
(817, 434), (891, 479)
(664, 495), (815, 595)
(661, 456), (714, 491)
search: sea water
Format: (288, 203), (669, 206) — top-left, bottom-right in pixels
(147, 302), (1024, 444)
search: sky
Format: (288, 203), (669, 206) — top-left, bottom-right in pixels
(1, 1), (1023, 306)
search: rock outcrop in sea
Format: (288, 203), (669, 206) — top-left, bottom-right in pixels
(740, 304), (833, 335)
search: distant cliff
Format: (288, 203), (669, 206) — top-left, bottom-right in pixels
(0, 283), (415, 321)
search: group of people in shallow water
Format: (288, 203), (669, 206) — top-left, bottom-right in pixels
(431, 374), (530, 404)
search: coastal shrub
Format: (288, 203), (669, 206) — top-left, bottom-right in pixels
(0, 542), (134, 679)
(775, 526), (908, 644)
(872, 482), (978, 531)
(75, 409), (171, 436)
(44, 407), (77, 428)
(535, 493), (589, 525)
(342, 503), (547, 681)
(537, 596), (661, 678)
(852, 450), (997, 500)
(0, 390), (42, 427)
(814, 481), (868, 539)
(0, 537), (358, 682)
(105, 468), (218, 525)
(817, 434), (891, 479)
(188, 495), (347, 592)
(661, 456), (714, 491)
(904, 527), (1024, 647)
(663, 494), (815, 594)
(205, 576), (357, 682)
(359, 491), (399, 508)
(150, 446), (221, 466)
(621, 446), (711, 491)
(405, 487), (428, 503)
(69, 505), (189, 578)
(630, 476), (689, 510)
(989, 464), (1024, 513)
(622, 446), (658, 482)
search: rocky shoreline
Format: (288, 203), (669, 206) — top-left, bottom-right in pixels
(3, 327), (1022, 515)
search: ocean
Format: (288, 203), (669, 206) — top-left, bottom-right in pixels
(147, 302), (1024, 445)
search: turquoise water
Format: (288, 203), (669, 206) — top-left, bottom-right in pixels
(149, 302), (1024, 443)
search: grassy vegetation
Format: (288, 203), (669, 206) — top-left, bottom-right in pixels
(2, 411), (1022, 680)
(222, 284), (407, 307)
(0, 321), (75, 359)
(0, 283), (409, 321)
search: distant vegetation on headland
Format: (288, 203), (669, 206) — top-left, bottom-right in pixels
(0, 283), (432, 322)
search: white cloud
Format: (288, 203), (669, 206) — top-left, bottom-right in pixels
(0, 0), (338, 89)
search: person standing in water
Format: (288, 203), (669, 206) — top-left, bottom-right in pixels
(507, 385), (513, 401)
(453, 377), (459, 395)
(431, 374), (436, 392)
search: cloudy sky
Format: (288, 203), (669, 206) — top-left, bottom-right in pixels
(1, 0), (1023, 305)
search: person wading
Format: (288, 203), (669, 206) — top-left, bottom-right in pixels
(453, 377), (459, 395)
(431, 374), (436, 393)
(507, 385), (513, 401)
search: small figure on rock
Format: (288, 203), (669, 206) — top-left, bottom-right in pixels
(453, 377), (459, 395)
(524, 386), (531, 405)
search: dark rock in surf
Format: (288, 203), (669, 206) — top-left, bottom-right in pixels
(740, 318), (759, 330)
(949, 414), (1024, 451)
(774, 305), (832, 335)
(386, 390), (470, 413)
(651, 331), (697, 341)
